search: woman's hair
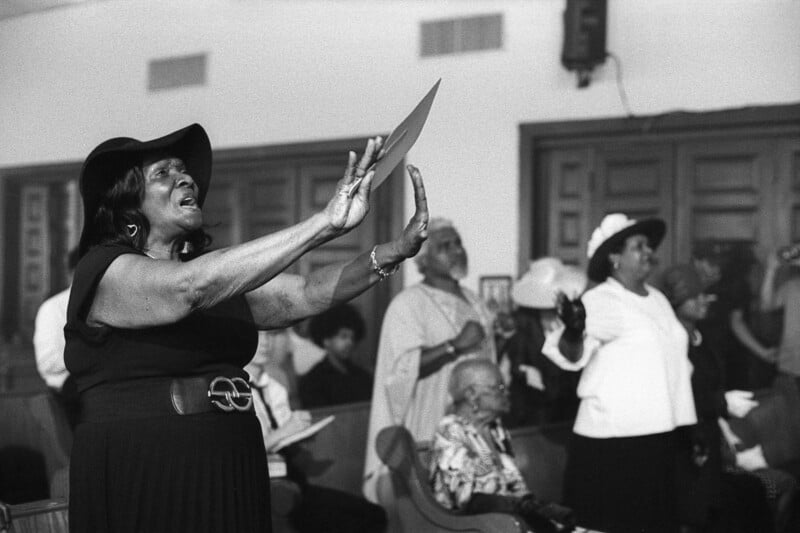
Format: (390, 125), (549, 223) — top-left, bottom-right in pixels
(308, 303), (366, 347)
(91, 163), (211, 259)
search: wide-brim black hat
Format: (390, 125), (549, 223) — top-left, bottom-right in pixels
(78, 123), (211, 257)
(586, 215), (666, 283)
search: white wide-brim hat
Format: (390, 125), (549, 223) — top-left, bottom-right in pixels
(586, 213), (666, 283)
(512, 257), (587, 309)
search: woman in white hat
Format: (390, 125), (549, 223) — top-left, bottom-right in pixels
(500, 257), (585, 427)
(543, 213), (697, 533)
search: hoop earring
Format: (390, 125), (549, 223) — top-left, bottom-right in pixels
(126, 224), (139, 237)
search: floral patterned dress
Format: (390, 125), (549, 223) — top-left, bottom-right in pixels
(429, 414), (529, 510)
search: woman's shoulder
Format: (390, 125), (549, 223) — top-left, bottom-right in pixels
(76, 243), (143, 272)
(583, 279), (625, 304)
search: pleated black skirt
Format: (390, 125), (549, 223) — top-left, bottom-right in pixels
(69, 412), (270, 533)
(564, 430), (679, 533)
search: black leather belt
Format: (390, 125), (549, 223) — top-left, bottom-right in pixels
(81, 374), (253, 423)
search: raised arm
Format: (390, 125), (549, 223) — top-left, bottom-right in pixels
(759, 251), (781, 311)
(729, 309), (776, 363)
(244, 165), (429, 328)
(89, 138), (425, 329)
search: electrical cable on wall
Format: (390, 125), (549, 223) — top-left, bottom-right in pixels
(606, 52), (634, 119)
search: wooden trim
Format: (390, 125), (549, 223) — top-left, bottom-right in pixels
(518, 103), (800, 266)
(517, 128), (534, 277)
(519, 103), (800, 142)
(214, 134), (388, 163)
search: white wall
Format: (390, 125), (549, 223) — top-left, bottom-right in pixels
(2, 0), (799, 289)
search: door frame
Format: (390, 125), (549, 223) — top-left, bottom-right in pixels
(518, 103), (800, 276)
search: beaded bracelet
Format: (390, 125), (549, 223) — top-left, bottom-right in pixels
(370, 245), (399, 280)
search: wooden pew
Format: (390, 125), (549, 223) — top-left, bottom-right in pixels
(0, 499), (68, 533)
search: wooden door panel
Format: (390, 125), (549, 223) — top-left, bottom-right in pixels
(202, 181), (238, 249)
(546, 149), (592, 267)
(675, 140), (774, 261)
(595, 144), (674, 268)
(297, 163), (380, 370)
(775, 138), (800, 246)
(244, 166), (297, 243)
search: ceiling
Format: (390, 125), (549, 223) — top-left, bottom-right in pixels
(0, 0), (97, 21)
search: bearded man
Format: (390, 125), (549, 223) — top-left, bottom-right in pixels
(363, 218), (496, 505)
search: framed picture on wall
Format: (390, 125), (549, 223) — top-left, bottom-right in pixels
(479, 275), (513, 314)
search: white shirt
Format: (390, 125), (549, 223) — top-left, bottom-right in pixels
(245, 365), (293, 442)
(543, 278), (696, 438)
(33, 287), (71, 390)
(362, 283), (496, 503)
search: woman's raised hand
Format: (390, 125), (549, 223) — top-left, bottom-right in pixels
(323, 137), (383, 234)
(393, 165), (429, 259)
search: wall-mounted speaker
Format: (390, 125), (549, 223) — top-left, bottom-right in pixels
(561, 0), (607, 87)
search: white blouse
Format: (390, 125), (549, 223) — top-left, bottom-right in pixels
(543, 278), (697, 438)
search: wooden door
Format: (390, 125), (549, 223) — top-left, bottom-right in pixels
(1, 172), (79, 342)
(544, 143), (674, 273)
(675, 139), (776, 260)
(545, 148), (593, 268)
(206, 148), (400, 371)
(774, 138), (800, 248)
(593, 143), (674, 272)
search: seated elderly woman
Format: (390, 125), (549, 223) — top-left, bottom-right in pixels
(429, 358), (576, 533)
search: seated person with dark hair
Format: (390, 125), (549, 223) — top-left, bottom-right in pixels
(299, 304), (374, 408)
(429, 358), (576, 533)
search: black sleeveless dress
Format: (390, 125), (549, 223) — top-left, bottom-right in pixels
(64, 244), (270, 532)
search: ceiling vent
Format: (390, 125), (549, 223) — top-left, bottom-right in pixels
(420, 14), (503, 57)
(148, 53), (207, 92)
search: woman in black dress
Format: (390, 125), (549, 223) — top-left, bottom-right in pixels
(661, 264), (772, 532)
(65, 124), (429, 532)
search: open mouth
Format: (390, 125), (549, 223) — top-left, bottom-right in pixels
(179, 196), (198, 208)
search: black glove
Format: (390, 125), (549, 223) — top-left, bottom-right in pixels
(556, 293), (586, 343)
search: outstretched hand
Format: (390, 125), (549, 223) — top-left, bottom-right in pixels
(392, 164), (430, 259)
(556, 292), (586, 334)
(323, 136), (383, 234)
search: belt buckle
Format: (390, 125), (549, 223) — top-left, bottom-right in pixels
(208, 376), (253, 412)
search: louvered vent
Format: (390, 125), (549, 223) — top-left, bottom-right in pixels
(148, 54), (207, 91)
(420, 14), (503, 57)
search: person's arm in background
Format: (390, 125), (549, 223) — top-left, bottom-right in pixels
(32, 296), (69, 390)
(760, 252), (783, 311)
(729, 309), (777, 364)
(418, 321), (486, 379)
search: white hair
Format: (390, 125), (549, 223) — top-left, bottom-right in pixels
(414, 217), (457, 272)
(448, 358), (498, 406)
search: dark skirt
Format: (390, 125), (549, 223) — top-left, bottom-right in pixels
(69, 412), (270, 533)
(564, 430), (679, 533)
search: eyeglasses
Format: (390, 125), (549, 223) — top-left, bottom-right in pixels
(474, 383), (507, 396)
